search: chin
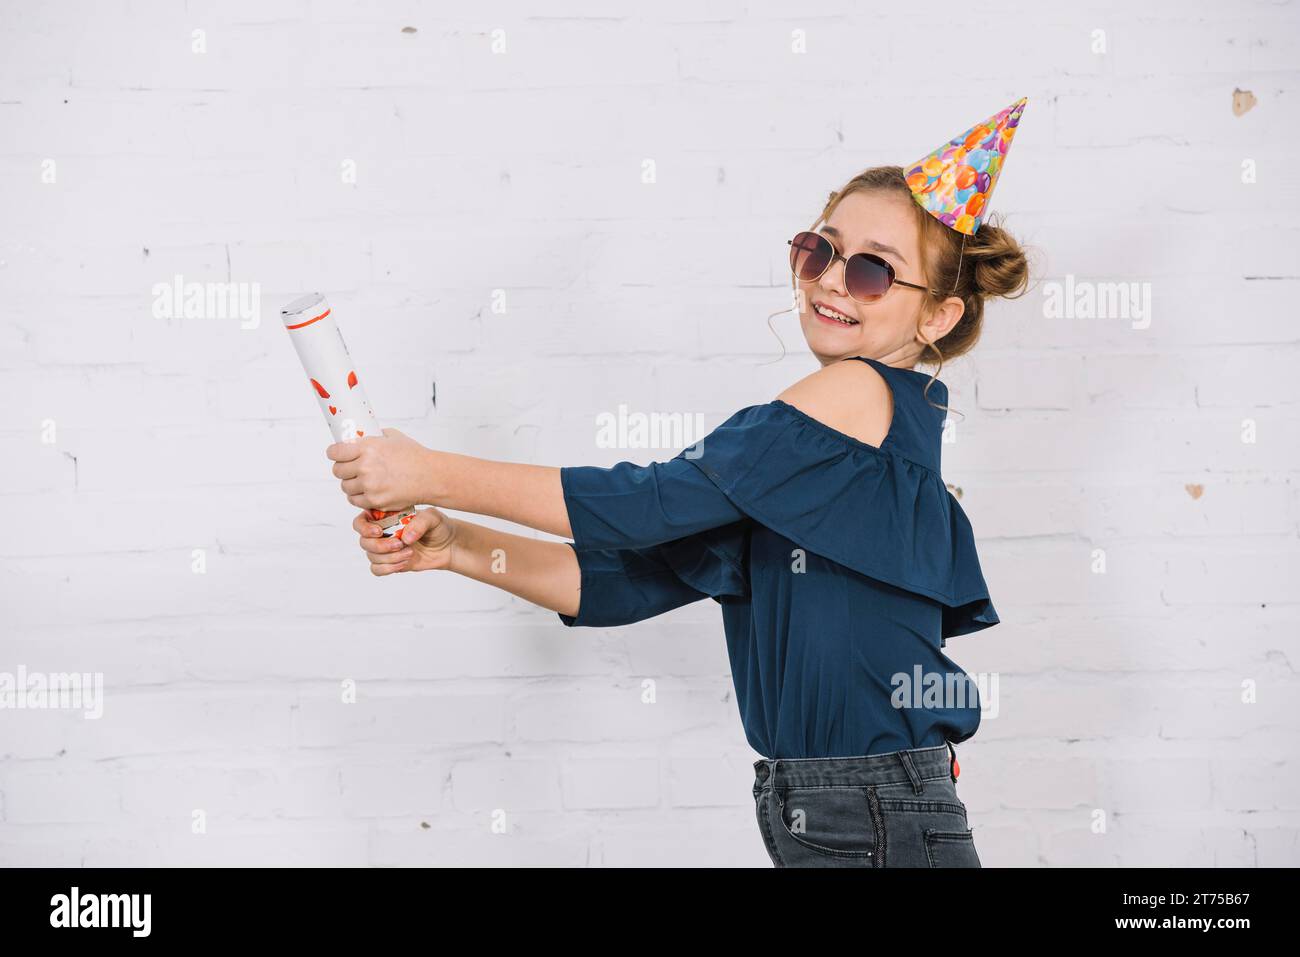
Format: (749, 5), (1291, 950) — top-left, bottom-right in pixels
(800, 329), (855, 364)
(803, 318), (860, 346)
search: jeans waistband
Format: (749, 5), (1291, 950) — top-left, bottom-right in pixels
(753, 742), (955, 789)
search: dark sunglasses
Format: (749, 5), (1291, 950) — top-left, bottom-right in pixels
(787, 230), (935, 304)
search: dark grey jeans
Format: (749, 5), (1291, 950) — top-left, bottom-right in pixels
(752, 741), (981, 868)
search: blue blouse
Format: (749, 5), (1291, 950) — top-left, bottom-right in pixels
(556, 356), (998, 759)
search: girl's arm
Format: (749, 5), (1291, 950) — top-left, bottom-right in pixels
(355, 508), (720, 625)
(327, 359), (887, 544)
(327, 427), (745, 549)
(328, 428), (571, 537)
(434, 452), (571, 538)
(450, 519), (581, 616)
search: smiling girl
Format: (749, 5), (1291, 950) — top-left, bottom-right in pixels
(326, 99), (1031, 868)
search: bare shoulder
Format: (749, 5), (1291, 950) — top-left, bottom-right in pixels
(776, 358), (894, 447)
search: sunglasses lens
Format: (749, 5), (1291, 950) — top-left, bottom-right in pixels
(790, 231), (832, 282)
(845, 255), (892, 302)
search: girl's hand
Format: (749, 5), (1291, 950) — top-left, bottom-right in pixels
(353, 506), (456, 575)
(327, 427), (434, 513)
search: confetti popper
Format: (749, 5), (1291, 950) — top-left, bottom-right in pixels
(281, 292), (417, 538)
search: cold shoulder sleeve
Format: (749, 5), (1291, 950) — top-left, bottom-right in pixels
(668, 400), (1000, 641)
(557, 398), (999, 641)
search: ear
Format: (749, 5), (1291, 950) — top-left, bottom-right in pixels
(916, 296), (965, 344)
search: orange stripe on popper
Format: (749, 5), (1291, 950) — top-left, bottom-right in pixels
(347, 370), (358, 388)
(285, 308), (331, 330)
(311, 378), (330, 399)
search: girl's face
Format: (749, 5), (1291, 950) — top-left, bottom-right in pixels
(796, 189), (960, 368)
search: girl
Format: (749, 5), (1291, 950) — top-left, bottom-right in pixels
(327, 104), (1031, 868)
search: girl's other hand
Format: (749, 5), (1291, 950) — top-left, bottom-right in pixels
(353, 506), (455, 576)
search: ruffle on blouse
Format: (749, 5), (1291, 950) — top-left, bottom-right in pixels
(670, 400), (1000, 639)
(656, 520), (752, 601)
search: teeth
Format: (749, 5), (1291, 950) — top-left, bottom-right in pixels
(815, 304), (856, 324)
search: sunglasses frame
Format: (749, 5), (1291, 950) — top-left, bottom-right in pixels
(787, 230), (940, 304)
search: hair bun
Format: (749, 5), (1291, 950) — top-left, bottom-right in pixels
(968, 216), (1030, 301)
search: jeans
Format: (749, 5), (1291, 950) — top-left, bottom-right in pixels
(751, 741), (981, 868)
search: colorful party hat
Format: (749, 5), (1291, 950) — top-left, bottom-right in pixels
(904, 96), (1028, 236)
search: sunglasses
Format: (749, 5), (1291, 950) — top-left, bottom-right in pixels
(787, 230), (935, 304)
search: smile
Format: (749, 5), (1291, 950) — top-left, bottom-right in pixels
(813, 302), (859, 326)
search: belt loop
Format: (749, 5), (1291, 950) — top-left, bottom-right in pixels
(896, 750), (924, 794)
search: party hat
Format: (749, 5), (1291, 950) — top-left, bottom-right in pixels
(904, 96), (1028, 236)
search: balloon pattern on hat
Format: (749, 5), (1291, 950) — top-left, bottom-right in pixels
(904, 96), (1027, 236)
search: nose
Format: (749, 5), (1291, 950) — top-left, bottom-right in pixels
(818, 254), (848, 298)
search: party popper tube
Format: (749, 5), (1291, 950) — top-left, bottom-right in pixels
(281, 292), (417, 538)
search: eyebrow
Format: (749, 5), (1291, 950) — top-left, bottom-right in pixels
(821, 225), (909, 267)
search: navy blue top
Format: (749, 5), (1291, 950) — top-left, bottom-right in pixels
(556, 356), (998, 759)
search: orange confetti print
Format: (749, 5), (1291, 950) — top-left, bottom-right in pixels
(310, 378), (330, 399)
(347, 370), (358, 389)
(356, 430), (364, 437)
(328, 405), (338, 415)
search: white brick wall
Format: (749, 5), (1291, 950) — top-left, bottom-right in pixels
(2, 0), (1297, 867)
